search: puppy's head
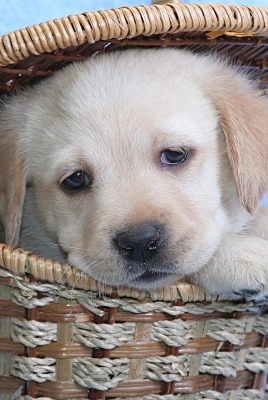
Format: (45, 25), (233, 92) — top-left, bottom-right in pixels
(0, 49), (268, 289)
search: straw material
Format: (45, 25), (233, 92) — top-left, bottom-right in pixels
(0, 3), (267, 399)
(0, 243), (267, 399)
(0, 3), (268, 97)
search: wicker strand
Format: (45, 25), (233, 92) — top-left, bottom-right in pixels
(0, 246), (263, 303)
(74, 321), (135, 349)
(5, 266), (262, 316)
(151, 319), (195, 346)
(10, 273), (260, 315)
(145, 355), (189, 382)
(11, 318), (57, 347)
(200, 352), (238, 377)
(244, 348), (268, 373)
(10, 350), (268, 391)
(8, 314), (264, 356)
(73, 357), (129, 390)
(17, 392), (266, 400)
(196, 390), (266, 399)
(0, 5), (267, 65)
(140, 396), (184, 400)
(18, 398), (53, 400)
(207, 318), (248, 345)
(0, 247), (216, 302)
(253, 315), (268, 335)
(11, 356), (56, 383)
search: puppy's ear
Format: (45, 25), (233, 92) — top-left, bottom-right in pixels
(209, 69), (268, 213)
(0, 125), (27, 246)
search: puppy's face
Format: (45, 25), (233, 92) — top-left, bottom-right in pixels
(24, 51), (230, 289)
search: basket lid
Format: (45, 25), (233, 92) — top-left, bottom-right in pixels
(0, 3), (268, 96)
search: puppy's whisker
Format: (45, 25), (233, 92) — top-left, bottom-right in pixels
(70, 257), (105, 296)
(54, 254), (90, 292)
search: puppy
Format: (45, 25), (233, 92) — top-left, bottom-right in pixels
(0, 49), (268, 299)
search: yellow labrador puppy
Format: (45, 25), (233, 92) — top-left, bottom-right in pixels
(0, 49), (268, 299)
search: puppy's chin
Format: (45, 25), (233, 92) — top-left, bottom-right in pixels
(67, 252), (190, 290)
(126, 270), (183, 290)
(96, 269), (182, 291)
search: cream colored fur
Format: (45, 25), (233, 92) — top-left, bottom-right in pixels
(0, 49), (268, 299)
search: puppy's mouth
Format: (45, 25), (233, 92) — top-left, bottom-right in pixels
(130, 269), (176, 287)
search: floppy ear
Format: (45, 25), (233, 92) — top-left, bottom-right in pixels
(208, 69), (268, 214)
(0, 126), (27, 246)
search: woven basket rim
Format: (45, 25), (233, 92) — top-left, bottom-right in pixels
(0, 4), (267, 95)
(0, 3), (268, 68)
(0, 243), (229, 303)
(0, 3), (267, 97)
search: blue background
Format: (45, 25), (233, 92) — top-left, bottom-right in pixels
(1, 0), (267, 205)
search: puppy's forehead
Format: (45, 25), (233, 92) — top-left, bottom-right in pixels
(29, 50), (219, 166)
(57, 59), (216, 139)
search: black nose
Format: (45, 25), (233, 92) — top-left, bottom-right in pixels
(116, 223), (161, 263)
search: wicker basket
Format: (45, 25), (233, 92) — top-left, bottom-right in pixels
(0, 2), (267, 399)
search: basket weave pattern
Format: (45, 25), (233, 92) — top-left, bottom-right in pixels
(0, 4), (268, 95)
(0, 244), (267, 399)
(0, 3), (267, 399)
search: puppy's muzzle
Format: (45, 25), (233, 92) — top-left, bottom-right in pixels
(116, 223), (161, 263)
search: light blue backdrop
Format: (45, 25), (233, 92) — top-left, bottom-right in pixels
(1, 0), (267, 205)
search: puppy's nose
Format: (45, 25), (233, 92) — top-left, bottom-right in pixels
(116, 224), (160, 263)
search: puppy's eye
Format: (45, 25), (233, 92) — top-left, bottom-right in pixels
(160, 149), (188, 165)
(62, 170), (91, 191)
